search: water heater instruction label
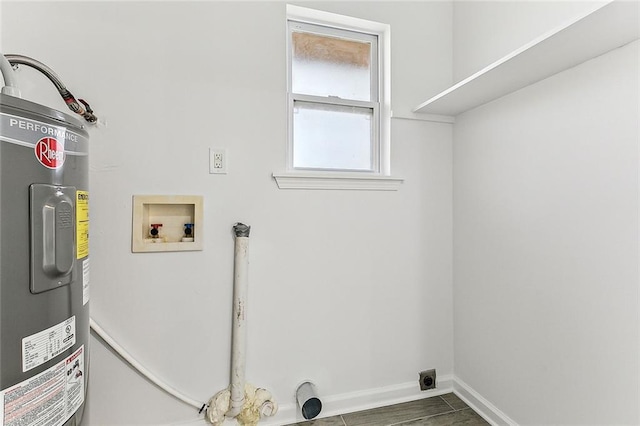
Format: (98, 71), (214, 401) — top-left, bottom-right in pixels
(0, 346), (84, 426)
(76, 191), (89, 259)
(22, 317), (76, 373)
(82, 259), (90, 306)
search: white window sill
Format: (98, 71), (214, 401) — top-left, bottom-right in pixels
(272, 172), (403, 191)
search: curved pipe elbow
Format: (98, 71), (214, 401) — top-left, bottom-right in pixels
(4, 54), (66, 93)
(0, 54), (21, 97)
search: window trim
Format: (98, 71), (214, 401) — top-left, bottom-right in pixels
(275, 4), (399, 190)
(272, 171), (403, 191)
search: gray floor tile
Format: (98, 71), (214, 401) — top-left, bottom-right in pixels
(342, 398), (453, 426)
(287, 415), (346, 426)
(395, 408), (489, 426)
(439, 393), (468, 410)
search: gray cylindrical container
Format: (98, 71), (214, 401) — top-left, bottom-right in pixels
(0, 93), (90, 426)
(296, 381), (322, 420)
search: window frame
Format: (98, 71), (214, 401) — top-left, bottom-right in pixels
(273, 4), (400, 190)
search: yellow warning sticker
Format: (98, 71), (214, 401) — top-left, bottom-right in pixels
(76, 191), (89, 259)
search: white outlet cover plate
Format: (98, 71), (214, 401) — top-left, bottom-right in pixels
(209, 148), (227, 174)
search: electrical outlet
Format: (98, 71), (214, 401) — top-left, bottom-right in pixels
(209, 148), (227, 174)
(419, 369), (436, 391)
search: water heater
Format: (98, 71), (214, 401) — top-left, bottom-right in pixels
(0, 56), (92, 426)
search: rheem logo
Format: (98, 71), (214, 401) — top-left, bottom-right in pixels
(34, 137), (65, 169)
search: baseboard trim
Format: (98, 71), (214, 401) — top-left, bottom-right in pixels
(173, 375), (468, 426)
(259, 375), (453, 426)
(176, 376), (451, 426)
(452, 376), (518, 426)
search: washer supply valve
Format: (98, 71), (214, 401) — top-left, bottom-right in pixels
(149, 224), (163, 239)
(182, 223), (194, 242)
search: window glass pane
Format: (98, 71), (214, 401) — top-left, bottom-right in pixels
(293, 101), (373, 171)
(292, 31), (372, 102)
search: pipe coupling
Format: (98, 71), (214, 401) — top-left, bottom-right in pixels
(233, 223), (251, 238)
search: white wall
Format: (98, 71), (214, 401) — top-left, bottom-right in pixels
(1, 2), (454, 425)
(452, 0), (607, 81)
(453, 36), (639, 426)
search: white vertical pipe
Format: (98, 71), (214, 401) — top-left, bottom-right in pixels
(228, 223), (250, 418)
(0, 54), (21, 97)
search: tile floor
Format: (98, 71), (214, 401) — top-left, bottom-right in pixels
(286, 393), (489, 426)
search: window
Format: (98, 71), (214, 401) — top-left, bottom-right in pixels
(289, 22), (378, 172)
(274, 5), (401, 190)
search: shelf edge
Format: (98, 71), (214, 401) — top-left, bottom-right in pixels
(413, 1), (626, 115)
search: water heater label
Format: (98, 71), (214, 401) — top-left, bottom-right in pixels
(0, 346), (84, 426)
(34, 137), (65, 169)
(3, 114), (80, 143)
(82, 259), (90, 306)
(76, 191), (89, 259)
(21, 317), (76, 372)
(0, 113), (88, 157)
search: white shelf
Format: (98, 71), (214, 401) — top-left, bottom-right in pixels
(413, 0), (639, 117)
